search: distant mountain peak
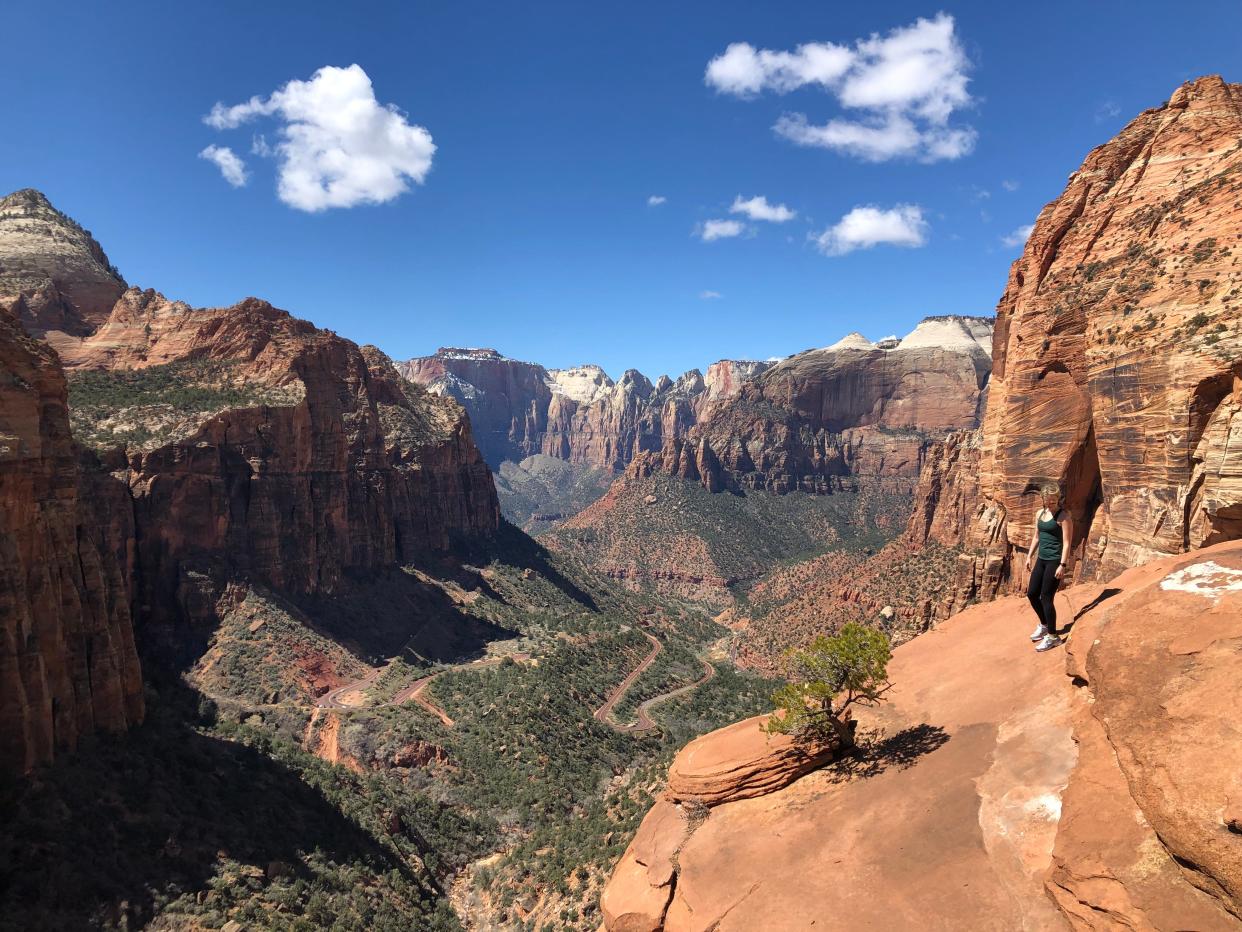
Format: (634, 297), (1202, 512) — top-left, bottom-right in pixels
(0, 187), (126, 336)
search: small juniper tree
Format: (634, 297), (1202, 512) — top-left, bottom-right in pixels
(762, 622), (893, 747)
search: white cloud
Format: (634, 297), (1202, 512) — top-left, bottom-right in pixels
(698, 219), (747, 241)
(203, 64), (435, 211)
(706, 14), (975, 163)
(705, 41), (854, 96)
(647, 194), (667, 206)
(814, 204), (928, 256)
(1001, 179), (1020, 192)
(1094, 100), (1121, 123)
(730, 195), (796, 222)
(198, 145), (248, 187)
(699, 290), (723, 300)
(1002, 223), (1035, 248)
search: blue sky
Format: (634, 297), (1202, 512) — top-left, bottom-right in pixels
(4, 0), (1241, 378)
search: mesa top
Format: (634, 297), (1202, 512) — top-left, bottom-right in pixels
(1037, 511), (1064, 561)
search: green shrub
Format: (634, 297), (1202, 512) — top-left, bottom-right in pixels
(763, 623), (892, 746)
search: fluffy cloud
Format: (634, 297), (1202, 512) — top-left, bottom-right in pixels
(647, 194), (667, 206)
(705, 41), (854, 96)
(1001, 179), (1020, 192)
(706, 14), (975, 163)
(699, 290), (723, 299)
(1002, 223), (1035, 248)
(730, 195), (796, 222)
(698, 219), (746, 241)
(203, 64), (435, 211)
(814, 204), (927, 256)
(198, 145), (248, 187)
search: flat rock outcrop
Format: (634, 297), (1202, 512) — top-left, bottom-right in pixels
(664, 714), (840, 806)
(949, 75), (1242, 605)
(600, 541), (1242, 930)
(0, 308), (142, 775)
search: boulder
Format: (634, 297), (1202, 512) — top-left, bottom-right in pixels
(665, 714), (840, 806)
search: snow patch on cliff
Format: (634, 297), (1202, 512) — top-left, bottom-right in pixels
(546, 365), (614, 403)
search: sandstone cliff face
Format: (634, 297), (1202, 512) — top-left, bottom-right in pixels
(0, 189), (125, 337)
(0, 308), (142, 776)
(0, 190), (502, 776)
(60, 290), (499, 655)
(637, 316), (993, 494)
(397, 348), (554, 467)
(951, 76), (1242, 604)
(398, 347), (772, 474)
(600, 542), (1242, 931)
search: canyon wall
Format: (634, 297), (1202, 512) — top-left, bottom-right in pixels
(0, 190), (501, 770)
(398, 348), (772, 472)
(0, 308), (143, 776)
(935, 74), (1242, 606)
(635, 316), (993, 494)
(0, 189), (126, 337)
(599, 76), (1242, 931)
(59, 289), (499, 659)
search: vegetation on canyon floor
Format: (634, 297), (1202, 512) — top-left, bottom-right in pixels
(0, 523), (777, 931)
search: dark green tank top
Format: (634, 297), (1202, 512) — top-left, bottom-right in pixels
(1037, 511), (1063, 561)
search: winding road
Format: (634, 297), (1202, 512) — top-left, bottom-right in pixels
(315, 653), (530, 727)
(593, 632), (717, 733)
(314, 630), (717, 738)
(593, 632), (661, 727)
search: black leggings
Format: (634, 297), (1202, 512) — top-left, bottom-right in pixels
(1027, 558), (1060, 634)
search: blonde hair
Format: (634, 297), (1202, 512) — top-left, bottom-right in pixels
(1039, 483), (1061, 499)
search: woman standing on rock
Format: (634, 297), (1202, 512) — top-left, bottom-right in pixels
(1024, 483), (1073, 652)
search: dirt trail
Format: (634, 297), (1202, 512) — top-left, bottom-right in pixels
(395, 673), (457, 727)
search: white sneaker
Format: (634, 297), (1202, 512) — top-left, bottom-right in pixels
(1029, 624), (1048, 642)
(1035, 634), (1062, 652)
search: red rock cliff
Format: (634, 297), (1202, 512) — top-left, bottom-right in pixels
(950, 75), (1242, 604)
(0, 309), (143, 776)
(398, 348), (772, 472)
(59, 289), (499, 652)
(601, 541), (1242, 930)
(637, 316), (993, 493)
(0, 189), (126, 337)
(1, 190), (501, 769)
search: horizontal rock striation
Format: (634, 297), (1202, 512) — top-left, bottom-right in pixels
(0, 188), (502, 771)
(664, 714), (841, 807)
(0, 308), (142, 776)
(946, 75), (1242, 605)
(0, 189), (125, 337)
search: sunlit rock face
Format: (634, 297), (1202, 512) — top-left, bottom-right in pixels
(0, 188), (126, 337)
(398, 347), (774, 473)
(923, 76), (1242, 606)
(639, 315), (994, 494)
